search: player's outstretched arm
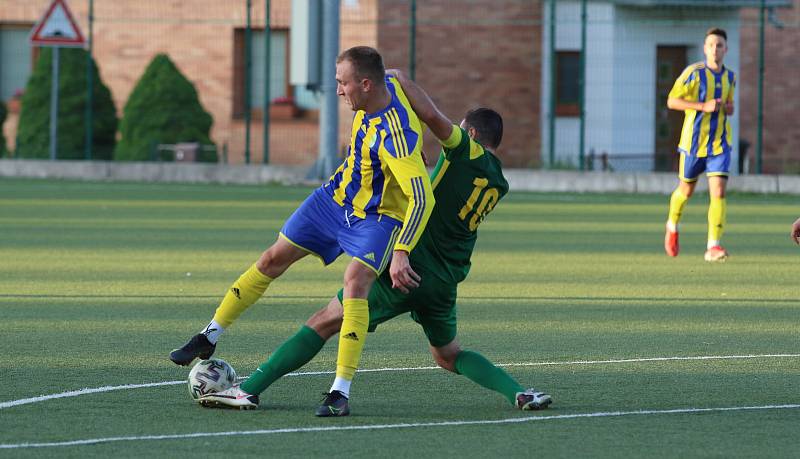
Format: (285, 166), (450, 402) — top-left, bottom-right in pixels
(386, 69), (453, 142)
(791, 217), (800, 245)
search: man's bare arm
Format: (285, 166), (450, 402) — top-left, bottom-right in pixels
(386, 69), (453, 142)
(667, 97), (720, 113)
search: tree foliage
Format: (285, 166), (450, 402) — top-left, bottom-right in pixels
(16, 47), (117, 160)
(114, 53), (216, 162)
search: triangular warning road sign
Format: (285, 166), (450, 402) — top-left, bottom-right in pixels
(30, 0), (86, 47)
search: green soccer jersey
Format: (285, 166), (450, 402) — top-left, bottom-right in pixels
(410, 124), (509, 284)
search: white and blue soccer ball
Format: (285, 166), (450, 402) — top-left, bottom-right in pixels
(187, 358), (237, 400)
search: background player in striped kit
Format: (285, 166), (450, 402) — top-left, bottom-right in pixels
(664, 28), (736, 262)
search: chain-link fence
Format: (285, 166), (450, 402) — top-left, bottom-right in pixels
(533, 0), (798, 175)
(1, 0), (797, 173)
(1, 0), (316, 165)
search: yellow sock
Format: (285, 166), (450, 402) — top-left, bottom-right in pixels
(212, 264), (272, 328)
(336, 298), (369, 380)
(708, 196), (726, 243)
(667, 189), (689, 228)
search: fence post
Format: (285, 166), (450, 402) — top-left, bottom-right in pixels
(244, 0), (252, 164)
(409, 0), (417, 80)
(50, 48), (60, 161)
(547, 0), (556, 168)
(578, 0), (586, 171)
(756, 0), (765, 174)
(263, 0), (271, 164)
(85, 0), (94, 160)
(316, 0), (340, 178)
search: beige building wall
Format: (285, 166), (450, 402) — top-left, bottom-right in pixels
(1, 0), (540, 168)
(1, 0), (319, 164)
(5, 1), (798, 172)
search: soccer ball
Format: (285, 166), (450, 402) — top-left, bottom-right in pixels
(187, 358), (237, 400)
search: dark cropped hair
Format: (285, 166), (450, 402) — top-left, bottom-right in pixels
(463, 108), (503, 150)
(336, 46), (385, 86)
(705, 27), (727, 41)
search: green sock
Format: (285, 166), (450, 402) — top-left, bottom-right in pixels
(455, 349), (525, 405)
(240, 325), (325, 395)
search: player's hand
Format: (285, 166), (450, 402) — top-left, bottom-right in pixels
(723, 100), (734, 116)
(791, 218), (800, 245)
(702, 98), (721, 113)
(389, 250), (420, 294)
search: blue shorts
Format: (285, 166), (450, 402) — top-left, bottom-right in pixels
(678, 150), (730, 182)
(280, 187), (403, 274)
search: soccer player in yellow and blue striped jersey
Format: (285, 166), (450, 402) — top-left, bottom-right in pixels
(197, 72), (552, 415)
(170, 47), (434, 406)
(664, 27), (735, 262)
(327, 73), (431, 252)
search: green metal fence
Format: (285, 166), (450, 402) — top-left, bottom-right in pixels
(399, 0), (796, 173)
(0, 0), (797, 173)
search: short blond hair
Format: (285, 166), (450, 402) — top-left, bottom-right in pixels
(336, 46), (385, 86)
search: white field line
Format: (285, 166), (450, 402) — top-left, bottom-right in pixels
(2, 404), (799, 450)
(3, 353), (799, 411)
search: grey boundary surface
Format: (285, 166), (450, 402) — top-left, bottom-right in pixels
(3, 159), (800, 195)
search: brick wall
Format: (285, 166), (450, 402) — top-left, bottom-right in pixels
(739, 1), (800, 173)
(377, 0), (543, 168)
(7, 1), (798, 173)
(1, 0), (324, 164)
(1, 0), (542, 168)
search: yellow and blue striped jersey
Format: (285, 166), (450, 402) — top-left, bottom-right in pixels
(326, 76), (434, 253)
(669, 62), (736, 157)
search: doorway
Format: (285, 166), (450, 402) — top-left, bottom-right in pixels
(655, 46), (687, 172)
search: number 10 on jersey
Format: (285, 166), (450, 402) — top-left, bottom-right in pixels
(458, 177), (499, 231)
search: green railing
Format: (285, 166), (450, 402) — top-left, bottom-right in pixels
(0, 0), (796, 173)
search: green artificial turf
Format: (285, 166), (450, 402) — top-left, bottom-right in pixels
(2, 179), (798, 458)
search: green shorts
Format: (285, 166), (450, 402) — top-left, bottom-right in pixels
(337, 266), (457, 348)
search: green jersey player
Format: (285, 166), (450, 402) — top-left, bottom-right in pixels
(198, 70), (553, 416)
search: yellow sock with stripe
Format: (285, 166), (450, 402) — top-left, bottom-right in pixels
(707, 196), (726, 246)
(211, 264), (273, 328)
(335, 298), (369, 383)
(667, 189), (689, 230)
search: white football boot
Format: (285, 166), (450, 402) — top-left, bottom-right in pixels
(515, 388), (552, 411)
(199, 385), (259, 410)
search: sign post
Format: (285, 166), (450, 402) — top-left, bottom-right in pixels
(29, 0), (86, 161)
(49, 48), (59, 161)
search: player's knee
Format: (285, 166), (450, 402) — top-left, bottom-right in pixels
(343, 263), (375, 298)
(256, 251), (279, 277)
(306, 306), (343, 340)
(256, 244), (293, 278)
(678, 182), (695, 198)
(431, 345), (460, 373)
(433, 353), (457, 372)
(708, 178), (727, 199)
